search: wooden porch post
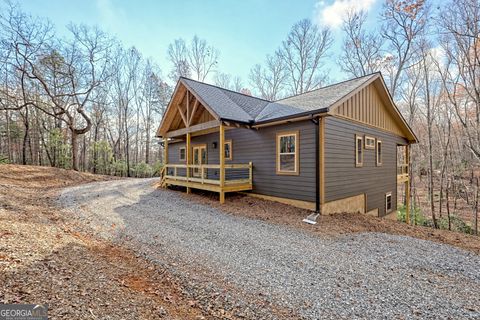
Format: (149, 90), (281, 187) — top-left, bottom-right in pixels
(219, 123), (225, 204)
(186, 132), (191, 194)
(164, 138), (168, 165)
(405, 144), (410, 224)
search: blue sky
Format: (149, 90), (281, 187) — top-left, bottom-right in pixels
(20, 0), (385, 85)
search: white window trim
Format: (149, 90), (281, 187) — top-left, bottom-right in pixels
(355, 135), (363, 167)
(376, 140), (383, 166)
(179, 146), (186, 161)
(224, 140), (232, 161)
(385, 192), (392, 213)
(276, 131), (299, 175)
(365, 136), (375, 149)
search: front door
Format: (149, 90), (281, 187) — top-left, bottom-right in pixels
(192, 145), (207, 177)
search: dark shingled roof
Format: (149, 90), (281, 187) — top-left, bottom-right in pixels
(180, 73), (379, 123)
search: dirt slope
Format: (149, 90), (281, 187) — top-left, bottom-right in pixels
(0, 165), (205, 319)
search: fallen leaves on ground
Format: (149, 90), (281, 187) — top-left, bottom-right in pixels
(0, 164), (206, 319)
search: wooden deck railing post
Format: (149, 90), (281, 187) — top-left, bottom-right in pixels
(248, 161), (253, 187)
(201, 166), (205, 184)
(164, 138), (168, 168)
(405, 145), (410, 224)
(219, 124), (225, 204)
(186, 132), (191, 193)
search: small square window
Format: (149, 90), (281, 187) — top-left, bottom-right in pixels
(179, 147), (186, 161)
(386, 192), (392, 213)
(365, 136), (375, 149)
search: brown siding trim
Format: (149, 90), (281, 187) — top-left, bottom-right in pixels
(242, 192), (316, 211)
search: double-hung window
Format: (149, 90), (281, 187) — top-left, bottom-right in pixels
(355, 135), (363, 167)
(376, 140), (383, 166)
(276, 131), (299, 175)
(179, 147), (186, 161)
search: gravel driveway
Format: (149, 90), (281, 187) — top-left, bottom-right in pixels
(60, 178), (480, 319)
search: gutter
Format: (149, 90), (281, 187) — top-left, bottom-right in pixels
(253, 108), (329, 127)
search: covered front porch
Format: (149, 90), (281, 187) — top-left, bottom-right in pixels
(157, 79), (253, 203)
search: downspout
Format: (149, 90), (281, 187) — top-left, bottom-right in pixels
(314, 117), (320, 212)
(303, 116), (321, 224)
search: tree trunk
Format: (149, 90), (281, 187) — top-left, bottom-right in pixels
(446, 179), (451, 231)
(6, 110), (12, 162)
(476, 177), (479, 236)
(93, 126), (99, 174)
(145, 127), (150, 164)
(71, 130), (79, 171)
(22, 108), (29, 165)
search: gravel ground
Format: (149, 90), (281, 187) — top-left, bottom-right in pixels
(60, 178), (480, 319)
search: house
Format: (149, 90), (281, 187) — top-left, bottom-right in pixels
(156, 72), (417, 218)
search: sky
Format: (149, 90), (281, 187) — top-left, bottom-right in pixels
(19, 0), (386, 86)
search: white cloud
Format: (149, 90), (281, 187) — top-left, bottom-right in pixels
(95, 0), (126, 33)
(314, 0), (376, 29)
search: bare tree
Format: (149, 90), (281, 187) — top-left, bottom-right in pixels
(167, 35), (219, 83)
(437, 0), (480, 160)
(188, 35), (219, 81)
(340, 10), (382, 77)
(214, 72), (243, 92)
(0, 3), (112, 171)
(167, 38), (190, 81)
(278, 19), (333, 95)
(380, 0), (428, 97)
(249, 53), (287, 100)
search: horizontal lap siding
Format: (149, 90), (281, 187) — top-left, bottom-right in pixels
(325, 117), (407, 216)
(167, 121), (317, 202)
(228, 121), (316, 202)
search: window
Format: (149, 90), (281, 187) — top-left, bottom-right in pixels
(179, 147), (186, 161)
(365, 136), (375, 149)
(385, 192), (392, 213)
(376, 140), (383, 166)
(276, 131), (299, 175)
(224, 140), (232, 160)
(355, 135), (363, 167)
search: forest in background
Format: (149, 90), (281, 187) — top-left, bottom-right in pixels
(0, 0), (479, 233)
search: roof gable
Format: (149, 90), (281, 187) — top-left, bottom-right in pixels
(328, 75), (417, 142)
(157, 81), (219, 136)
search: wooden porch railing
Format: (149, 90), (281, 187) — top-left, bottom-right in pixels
(164, 162), (253, 187)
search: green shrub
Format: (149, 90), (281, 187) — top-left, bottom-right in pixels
(0, 155), (9, 164)
(111, 160), (128, 177)
(151, 161), (163, 176)
(132, 162), (152, 178)
(90, 140), (113, 174)
(397, 204), (428, 226)
(437, 215), (473, 234)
